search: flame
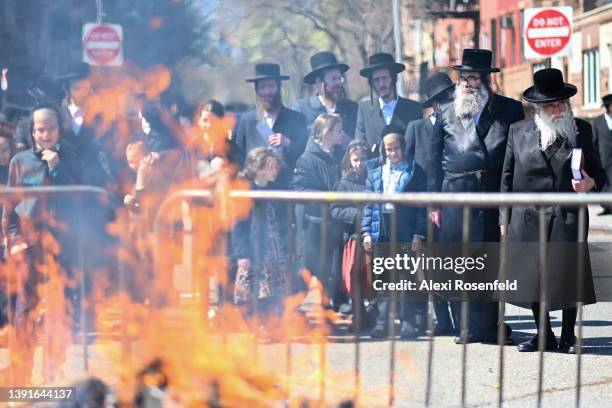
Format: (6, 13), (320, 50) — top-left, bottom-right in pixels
(0, 64), (401, 407)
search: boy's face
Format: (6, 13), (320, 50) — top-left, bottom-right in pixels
(126, 147), (146, 172)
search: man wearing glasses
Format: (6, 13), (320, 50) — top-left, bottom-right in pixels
(428, 49), (524, 345)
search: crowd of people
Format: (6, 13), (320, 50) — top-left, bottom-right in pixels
(1, 47), (612, 354)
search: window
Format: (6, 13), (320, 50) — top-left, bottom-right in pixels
(491, 19), (498, 64)
(583, 49), (600, 107)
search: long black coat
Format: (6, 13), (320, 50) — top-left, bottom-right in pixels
(405, 116), (435, 176)
(428, 93), (524, 242)
(290, 142), (342, 279)
(234, 105), (307, 188)
(291, 95), (358, 139)
(501, 118), (606, 307)
(355, 96), (422, 152)
(592, 114), (612, 193)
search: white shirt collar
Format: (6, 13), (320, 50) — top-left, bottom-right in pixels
(318, 94), (335, 114)
(605, 113), (612, 130)
(68, 103), (81, 116)
(378, 96), (398, 110)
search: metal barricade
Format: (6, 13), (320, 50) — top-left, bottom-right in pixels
(152, 189), (612, 407)
(0, 185), (115, 385)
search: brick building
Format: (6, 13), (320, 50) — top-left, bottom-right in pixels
(401, 0), (612, 118)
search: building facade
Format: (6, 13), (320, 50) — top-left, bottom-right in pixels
(402, 0), (612, 118)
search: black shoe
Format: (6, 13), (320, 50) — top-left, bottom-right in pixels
(338, 302), (352, 315)
(598, 208), (612, 216)
(370, 324), (388, 339)
(399, 321), (418, 339)
(517, 334), (557, 352)
(558, 335), (576, 354)
(428, 324), (456, 337)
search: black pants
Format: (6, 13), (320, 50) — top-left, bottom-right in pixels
(531, 302), (577, 339)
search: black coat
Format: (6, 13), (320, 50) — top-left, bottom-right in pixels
(355, 96), (422, 152)
(428, 93), (524, 242)
(330, 173), (366, 233)
(292, 95), (358, 139)
(291, 141), (342, 279)
(501, 118), (605, 307)
(233, 105), (307, 188)
(405, 115), (435, 176)
(592, 114), (612, 193)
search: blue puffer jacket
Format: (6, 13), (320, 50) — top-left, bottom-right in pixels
(361, 157), (427, 242)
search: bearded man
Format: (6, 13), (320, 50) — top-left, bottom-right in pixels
(292, 51), (358, 141)
(428, 49), (524, 345)
(500, 68), (605, 353)
(234, 63), (307, 188)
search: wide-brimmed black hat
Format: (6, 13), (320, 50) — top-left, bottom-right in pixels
(422, 72), (454, 108)
(453, 49), (500, 73)
(359, 53), (405, 78)
(246, 63), (290, 83)
(27, 75), (66, 102)
(522, 68), (577, 103)
(304, 51), (349, 85)
(56, 62), (91, 83)
(603, 94), (612, 107)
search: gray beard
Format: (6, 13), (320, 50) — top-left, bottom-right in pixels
(534, 108), (577, 150)
(454, 84), (488, 118)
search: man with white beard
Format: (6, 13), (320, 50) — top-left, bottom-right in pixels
(500, 68), (606, 353)
(428, 49), (524, 345)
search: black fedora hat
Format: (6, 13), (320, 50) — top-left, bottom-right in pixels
(602, 94), (612, 107)
(522, 68), (577, 103)
(359, 53), (405, 78)
(453, 49), (500, 73)
(56, 62), (91, 83)
(246, 63), (290, 83)
(422, 72), (454, 108)
(27, 75), (66, 102)
(304, 51), (349, 85)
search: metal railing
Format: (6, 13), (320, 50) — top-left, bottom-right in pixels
(152, 189), (612, 407)
(0, 185), (115, 385)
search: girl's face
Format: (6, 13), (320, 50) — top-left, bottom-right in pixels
(0, 138), (11, 166)
(350, 149), (367, 175)
(198, 109), (218, 131)
(259, 157), (280, 184)
(325, 122), (344, 147)
(383, 134), (403, 165)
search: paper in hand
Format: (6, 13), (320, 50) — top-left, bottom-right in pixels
(571, 148), (583, 180)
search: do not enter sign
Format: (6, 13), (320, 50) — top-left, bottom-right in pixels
(524, 7), (572, 60)
(82, 23), (124, 66)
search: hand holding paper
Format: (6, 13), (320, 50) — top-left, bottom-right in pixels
(572, 169), (595, 193)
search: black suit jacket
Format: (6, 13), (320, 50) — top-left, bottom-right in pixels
(592, 114), (612, 192)
(428, 93), (525, 194)
(233, 105), (307, 187)
(404, 116), (435, 175)
(291, 95), (358, 139)
(355, 96), (422, 152)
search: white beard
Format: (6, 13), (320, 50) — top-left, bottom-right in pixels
(534, 105), (577, 150)
(454, 83), (488, 118)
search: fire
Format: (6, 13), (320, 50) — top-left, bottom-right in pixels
(0, 65), (380, 407)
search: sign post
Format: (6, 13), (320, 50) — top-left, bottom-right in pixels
(82, 23), (123, 66)
(523, 7), (572, 60)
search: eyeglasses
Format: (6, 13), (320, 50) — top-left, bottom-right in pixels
(541, 101), (567, 113)
(458, 75), (481, 84)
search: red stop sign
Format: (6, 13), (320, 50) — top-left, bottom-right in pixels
(526, 9), (571, 56)
(83, 25), (121, 65)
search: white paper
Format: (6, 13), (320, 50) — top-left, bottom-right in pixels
(571, 148), (582, 180)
